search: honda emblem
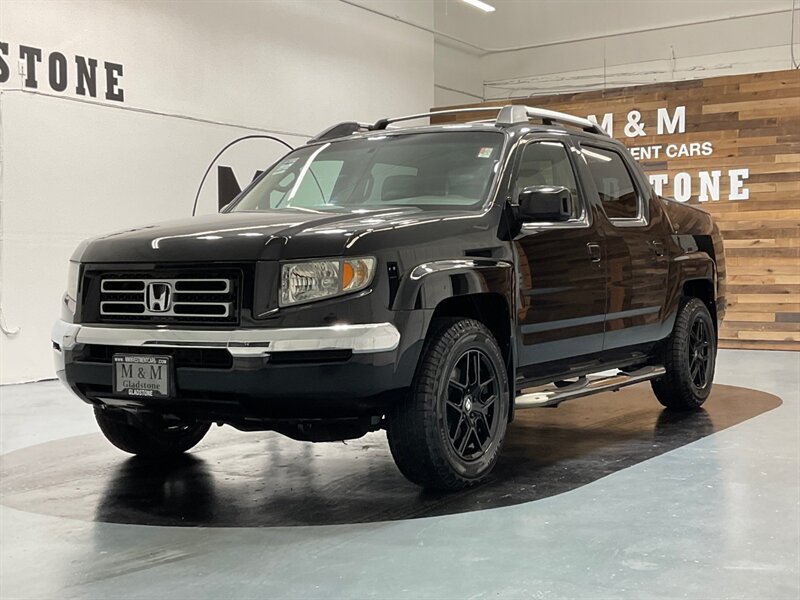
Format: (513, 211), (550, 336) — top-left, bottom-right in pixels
(147, 282), (172, 312)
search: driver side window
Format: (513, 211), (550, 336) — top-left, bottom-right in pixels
(515, 141), (581, 219)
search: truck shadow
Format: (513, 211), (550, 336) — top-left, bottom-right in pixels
(0, 383), (781, 527)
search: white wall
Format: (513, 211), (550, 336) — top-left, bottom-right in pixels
(433, 2), (798, 104)
(434, 42), (482, 106)
(0, 0), (434, 384)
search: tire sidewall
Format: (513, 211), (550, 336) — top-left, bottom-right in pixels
(428, 326), (509, 480)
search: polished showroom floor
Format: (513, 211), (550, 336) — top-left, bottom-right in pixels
(1, 349), (798, 599)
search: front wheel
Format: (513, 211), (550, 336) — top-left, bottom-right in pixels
(387, 318), (510, 490)
(652, 297), (717, 410)
(94, 407), (210, 458)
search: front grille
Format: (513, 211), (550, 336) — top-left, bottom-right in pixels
(87, 269), (242, 325)
(100, 278), (233, 319)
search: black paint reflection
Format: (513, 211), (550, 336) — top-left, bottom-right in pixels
(0, 384), (781, 527)
(95, 455), (216, 526)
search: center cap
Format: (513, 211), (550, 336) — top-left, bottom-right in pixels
(464, 397), (473, 411)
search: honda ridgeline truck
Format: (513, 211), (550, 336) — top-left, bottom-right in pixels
(52, 105), (726, 490)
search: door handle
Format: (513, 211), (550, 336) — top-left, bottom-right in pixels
(650, 240), (665, 257)
(586, 242), (602, 263)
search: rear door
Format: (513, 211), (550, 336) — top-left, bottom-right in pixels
(512, 135), (607, 382)
(576, 142), (670, 350)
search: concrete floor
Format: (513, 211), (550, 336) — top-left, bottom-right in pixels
(1, 349), (798, 599)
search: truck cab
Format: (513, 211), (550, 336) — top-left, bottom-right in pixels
(52, 105), (726, 490)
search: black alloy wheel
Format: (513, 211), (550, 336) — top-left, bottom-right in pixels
(688, 317), (712, 389)
(652, 297), (716, 410)
(387, 318), (510, 490)
(445, 349), (500, 461)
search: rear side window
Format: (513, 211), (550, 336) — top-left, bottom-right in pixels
(581, 145), (640, 220)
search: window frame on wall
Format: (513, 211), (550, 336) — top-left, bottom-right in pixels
(511, 134), (593, 231)
(578, 142), (650, 228)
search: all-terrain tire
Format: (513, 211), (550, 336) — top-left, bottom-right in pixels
(387, 318), (510, 490)
(95, 407), (210, 457)
(651, 297), (716, 410)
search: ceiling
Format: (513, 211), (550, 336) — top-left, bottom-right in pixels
(433, 0), (793, 51)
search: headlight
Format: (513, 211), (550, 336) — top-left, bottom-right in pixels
(280, 257), (376, 307)
(66, 261), (80, 302)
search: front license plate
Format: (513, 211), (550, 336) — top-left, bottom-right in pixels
(113, 354), (172, 399)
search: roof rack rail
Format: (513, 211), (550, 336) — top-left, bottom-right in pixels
(308, 105), (609, 144)
(496, 105), (608, 136)
(308, 121), (372, 144)
(370, 105), (608, 136)
(371, 106), (502, 131)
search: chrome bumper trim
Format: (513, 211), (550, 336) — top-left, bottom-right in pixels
(51, 320), (400, 358)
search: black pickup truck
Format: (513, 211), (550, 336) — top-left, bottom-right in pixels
(52, 105), (726, 490)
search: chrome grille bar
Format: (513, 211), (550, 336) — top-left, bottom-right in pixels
(100, 278), (231, 293)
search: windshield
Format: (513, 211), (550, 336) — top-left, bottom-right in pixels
(230, 131), (505, 212)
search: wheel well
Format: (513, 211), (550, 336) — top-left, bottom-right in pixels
(683, 279), (717, 330)
(430, 293), (511, 364)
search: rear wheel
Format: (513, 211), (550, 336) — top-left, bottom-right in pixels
(94, 407), (210, 457)
(387, 318), (509, 490)
(652, 297), (716, 410)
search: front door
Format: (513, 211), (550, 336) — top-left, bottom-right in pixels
(512, 137), (607, 383)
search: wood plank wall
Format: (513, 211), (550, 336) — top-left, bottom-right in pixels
(432, 69), (800, 351)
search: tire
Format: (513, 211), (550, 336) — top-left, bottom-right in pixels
(651, 297), (716, 410)
(387, 318), (510, 490)
(94, 407), (210, 458)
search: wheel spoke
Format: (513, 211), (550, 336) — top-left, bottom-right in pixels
(477, 394), (497, 415)
(449, 376), (467, 392)
(475, 428), (487, 451)
(697, 361), (707, 384)
(458, 425), (472, 454)
(445, 397), (462, 411)
(690, 361), (700, 381)
(469, 352), (480, 387)
(450, 356), (468, 391)
(454, 412), (466, 437)
(478, 412), (491, 436)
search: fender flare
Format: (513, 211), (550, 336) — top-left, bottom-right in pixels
(393, 258), (517, 422)
(672, 251), (716, 295)
(659, 250), (719, 339)
(392, 259), (514, 311)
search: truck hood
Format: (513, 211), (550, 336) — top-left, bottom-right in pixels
(76, 207), (482, 263)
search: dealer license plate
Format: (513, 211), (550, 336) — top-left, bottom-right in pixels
(113, 354), (172, 399)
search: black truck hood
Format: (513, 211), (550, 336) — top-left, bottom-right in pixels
(77, 207), (481, 263)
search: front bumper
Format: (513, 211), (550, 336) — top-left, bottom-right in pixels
(52, 320), (401, 360)
(52, 319), (420, 420)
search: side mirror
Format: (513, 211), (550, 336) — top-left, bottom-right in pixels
(517, 185), (574, 222)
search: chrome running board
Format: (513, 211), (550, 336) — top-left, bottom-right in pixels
(515, 365), (666, 409)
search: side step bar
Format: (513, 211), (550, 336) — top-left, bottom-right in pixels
(515, 365), (666, 409)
